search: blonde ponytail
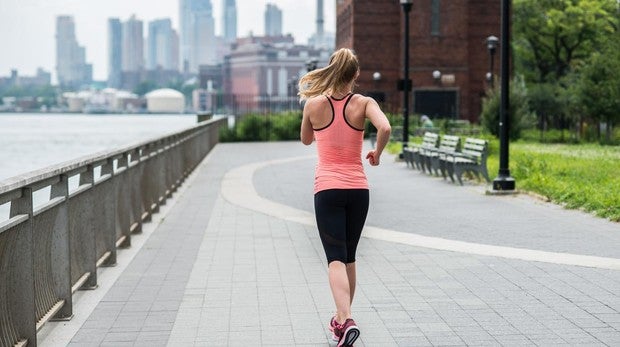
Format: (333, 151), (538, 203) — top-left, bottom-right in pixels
(298, 48), (359, 101)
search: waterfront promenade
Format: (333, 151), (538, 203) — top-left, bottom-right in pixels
(39, 141), (620, 346)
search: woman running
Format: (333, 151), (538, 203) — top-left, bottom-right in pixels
(299, 48), (391, 347)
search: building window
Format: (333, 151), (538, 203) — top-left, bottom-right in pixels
(414, 90), (457, 119)
(431, 0), (440, 36)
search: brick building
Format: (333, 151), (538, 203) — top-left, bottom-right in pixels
(336, 0), (500, 122)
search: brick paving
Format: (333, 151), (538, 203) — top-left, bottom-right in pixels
(41, 141), (620, 346)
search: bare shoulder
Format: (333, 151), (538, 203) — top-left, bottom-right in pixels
(304, 95), (328, 110)
(350, 94), (377, 113)
(351, 94), (376, 107)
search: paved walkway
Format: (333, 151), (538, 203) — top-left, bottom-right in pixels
(39, 142), (620, 346)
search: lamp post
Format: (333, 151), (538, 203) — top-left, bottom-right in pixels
(288, 78), (297, 111)
(432, 70), (441, 85)
(373, 71), (382, 89)
(399, 0), (413, 156)
(486, 35), (499, 89)
(300, 59), (319, 110)
(492, 0), (515, 191)
(372, 71), (385, 103)
(306, 59), (319, 72)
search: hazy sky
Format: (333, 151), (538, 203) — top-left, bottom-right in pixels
(0, 0), (336, 81)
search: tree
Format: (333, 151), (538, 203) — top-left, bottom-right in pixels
(167, 79), (196, 106)
(480, 76), (535, 140)
(527, 83), (565, 141)
(513, 0), (619, 83)
(572, 31), (620, 143)
(133, 80), (159, 96)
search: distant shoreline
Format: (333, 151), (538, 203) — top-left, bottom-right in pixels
(0, 110), (199, 115)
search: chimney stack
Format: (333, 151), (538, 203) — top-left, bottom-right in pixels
(316, 0), (324, 39)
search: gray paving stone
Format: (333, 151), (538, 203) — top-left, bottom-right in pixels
(55, 142), (620, 347)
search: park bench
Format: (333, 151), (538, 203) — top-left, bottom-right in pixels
(440, 137), (490, 185)
(403, 132), (439, 169)
(413, 126), (441, 136)
(419, 134), (461, 176)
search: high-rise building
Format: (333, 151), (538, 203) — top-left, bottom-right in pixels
(222, 0), (237, 43)
(194, 2), (216, 67)
(56, 15), (92, 89)
(264, 4), (283, 37)
(108, 18), (123, 88)
(122, 15), (144, 72)
(179, 0), (216, 73)
(179, 0), (192, 72)
(147, 19), (179, 70)
(109, 15), (182, 90)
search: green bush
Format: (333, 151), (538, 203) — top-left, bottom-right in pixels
(480, 76), (536, 140)
(269, 112), (302, 141)
(219, 112), (302, 142)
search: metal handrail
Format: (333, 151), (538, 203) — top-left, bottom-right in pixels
(0, 117), (225, 347)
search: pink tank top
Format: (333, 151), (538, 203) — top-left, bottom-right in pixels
(313, 94), (368, 193)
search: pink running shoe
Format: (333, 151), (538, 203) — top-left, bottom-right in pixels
(328, 316), (339, 341)
(334, 318), (360, 347)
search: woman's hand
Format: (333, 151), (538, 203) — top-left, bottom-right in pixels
(366, 151), (380, 166)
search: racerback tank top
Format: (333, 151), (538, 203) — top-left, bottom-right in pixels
(313, 94), (368, 194)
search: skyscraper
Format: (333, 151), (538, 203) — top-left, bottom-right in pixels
(56, 15), (92, 89)
(179, 0), (216, 73)
(108, 18), (122, 88)
(222, 0), (237, 43)
(265, 4), (283, 37)
(122, 15), (144, 72)
(147, 19), (179, 70)
(179, 0), (192, 72)
(194, 2), (216, 67)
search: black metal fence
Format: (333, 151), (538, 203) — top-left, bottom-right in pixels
(197, 93), (303, 116)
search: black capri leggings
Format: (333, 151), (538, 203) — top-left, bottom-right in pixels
(314, 189), (369, 264)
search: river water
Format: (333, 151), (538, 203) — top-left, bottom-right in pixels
(0, 113), (199, 219)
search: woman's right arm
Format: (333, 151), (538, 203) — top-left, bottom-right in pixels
(364, 98), (391, 165)
(300, 98), (315, 145)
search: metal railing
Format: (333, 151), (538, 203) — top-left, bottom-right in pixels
(0, 117), (225, 347)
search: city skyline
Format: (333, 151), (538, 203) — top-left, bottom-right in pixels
(0, 0), (336, 82)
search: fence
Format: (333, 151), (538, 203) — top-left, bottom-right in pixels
(197, 93), (303, 116)
(0, 117), (225, 347)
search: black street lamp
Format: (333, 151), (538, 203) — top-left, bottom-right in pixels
(371, 71), (385, 103)
(300, 59), (319, 110)
(399, 0), (413, 156)
(432, 70), (441, 85)
(373, 71), (382, 90)
(492, 0), (515, 191)
(306, 59), (319, 72)
(486, 35), (499, 89)
(288, 78), (297, 110)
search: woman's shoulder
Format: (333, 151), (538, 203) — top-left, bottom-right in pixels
(351, 93), (373, 102)
(350, 94), (375, 108)
(304, 95), (329, 107)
